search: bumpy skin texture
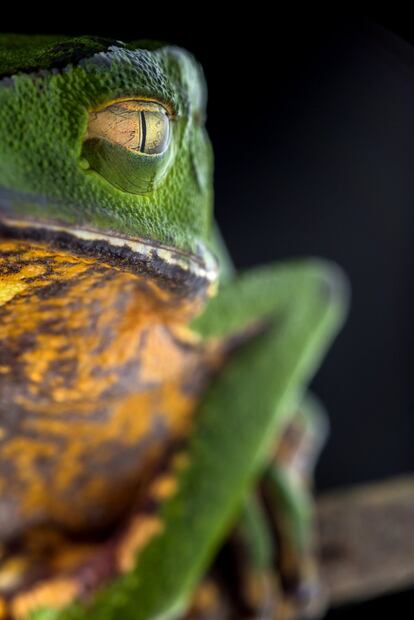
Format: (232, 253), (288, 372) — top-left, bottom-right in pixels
(0, 35), (213, 254)
(0, 35), (348, 620)
(0, 239), (216, 539)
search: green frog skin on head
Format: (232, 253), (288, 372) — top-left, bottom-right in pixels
(0, 35), (348, 620)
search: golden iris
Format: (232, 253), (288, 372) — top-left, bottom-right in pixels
(82, 100), (173, 194)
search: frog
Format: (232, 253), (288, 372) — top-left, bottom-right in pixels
(0, 35), (348, 620)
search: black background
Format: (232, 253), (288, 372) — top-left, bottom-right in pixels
(3, 13), (414, 616)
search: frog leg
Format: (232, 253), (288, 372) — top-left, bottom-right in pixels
(185, 494), (276, 619)
(47, 260), (347, 620)
(185, 397), (328, 620)
(260, 395), (329, 619)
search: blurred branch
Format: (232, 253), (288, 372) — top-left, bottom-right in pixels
(317, 475), (414, 607)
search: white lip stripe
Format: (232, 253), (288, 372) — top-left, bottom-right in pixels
(0, 217), (218, 283)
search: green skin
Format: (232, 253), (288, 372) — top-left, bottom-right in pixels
(0, 35), (348, 619)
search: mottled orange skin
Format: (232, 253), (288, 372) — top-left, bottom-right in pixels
(0, 239), (225, 615)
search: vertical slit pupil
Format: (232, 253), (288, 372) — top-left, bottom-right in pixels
(140, 111), (147, 153)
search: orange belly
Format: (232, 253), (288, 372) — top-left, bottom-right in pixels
(0, 239), (220, 541)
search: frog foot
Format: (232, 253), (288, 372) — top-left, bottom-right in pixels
(186, 524), (326, 620)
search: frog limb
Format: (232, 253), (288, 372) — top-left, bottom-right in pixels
(195, 396), (329, 620)
(185, 494), (275, 619)
(188, 476), (414, 619)
(49, 260), (346, 620)
(260, 396), (329, 620)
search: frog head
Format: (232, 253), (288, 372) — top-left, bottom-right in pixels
(0, 35), (217, 291)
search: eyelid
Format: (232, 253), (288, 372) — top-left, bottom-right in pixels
(85, 100), (171, 156)
(90, 97), (174, 117)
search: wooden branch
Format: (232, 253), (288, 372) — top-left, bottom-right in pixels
(316, 475), (414, 607)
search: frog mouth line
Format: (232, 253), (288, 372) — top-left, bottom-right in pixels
(0, 216), (219, 295)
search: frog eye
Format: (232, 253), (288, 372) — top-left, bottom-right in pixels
(86, 101), (171, 155)
(82, 100), (174, 194)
